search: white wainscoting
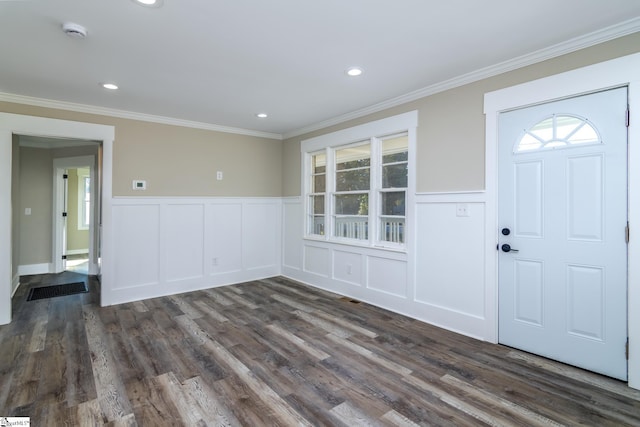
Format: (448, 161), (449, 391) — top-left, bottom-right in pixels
(282, 192), (490, 341)
(105, 197), (282, 305)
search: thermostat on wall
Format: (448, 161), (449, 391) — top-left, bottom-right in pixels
(132, 180), (147, 190)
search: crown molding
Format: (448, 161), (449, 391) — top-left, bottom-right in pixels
(283, 17), (640, 140)
(0, 92), (283, 141)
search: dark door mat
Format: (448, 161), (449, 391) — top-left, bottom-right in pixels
(27, 282), (88, 301)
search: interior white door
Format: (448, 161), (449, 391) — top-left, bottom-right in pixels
(62, 169), (68, 271)
(498, 87), (628, 380)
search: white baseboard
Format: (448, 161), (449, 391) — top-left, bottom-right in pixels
(11, 273), (19, 297)
(18, 263), (51, 276)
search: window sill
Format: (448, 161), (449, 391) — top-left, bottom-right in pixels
(303, 235), (407, 254)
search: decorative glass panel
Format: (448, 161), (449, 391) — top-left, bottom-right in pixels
(515, 114), (601, 153)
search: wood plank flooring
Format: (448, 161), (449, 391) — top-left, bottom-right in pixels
(1, 273), (640, 426)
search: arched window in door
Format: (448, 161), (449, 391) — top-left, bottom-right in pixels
(515, 114), (601, 153)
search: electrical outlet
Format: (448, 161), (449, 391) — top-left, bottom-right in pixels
(212, 257), (218, 266)
(456, 203), (470, 217)
(347, 264), (352, 275)
(216, 171), (223, 180)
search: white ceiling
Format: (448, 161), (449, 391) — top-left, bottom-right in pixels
(2, 0), (640, 139)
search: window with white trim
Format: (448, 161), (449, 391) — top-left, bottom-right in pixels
(77, 168), (90, 230)
(302, 111), (416, 249)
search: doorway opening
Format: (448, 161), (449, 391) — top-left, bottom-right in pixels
(64, 168), (91, 275)
(51, 152), (100, 277)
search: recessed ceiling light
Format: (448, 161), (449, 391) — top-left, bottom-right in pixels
(256, 113), (268, 118)
(132, 0), (164, 7)
(346, 67), (363, 77)
(101, 83), (119, 90)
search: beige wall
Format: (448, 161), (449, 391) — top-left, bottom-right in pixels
(0, 104), (283, 197)
(16, 145), (99, 266)
(282, 32), (640, 196)
(18, 147), (53, 265)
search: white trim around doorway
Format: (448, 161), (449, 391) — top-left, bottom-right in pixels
(0, 113), (114, 325)
(484, 52), (640, 389)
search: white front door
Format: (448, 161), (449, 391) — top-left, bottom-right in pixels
(498, 87), (628, 380)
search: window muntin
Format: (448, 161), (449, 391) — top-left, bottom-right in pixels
(516, 114), (601, 153)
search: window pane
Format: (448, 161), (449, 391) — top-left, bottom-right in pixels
(335, 217), (368, 240)
(311, 195), (324, 214)
(335, 194), (368, 215)
(313, 153), (326, 174)
(313, 174), (325, 193)
(84, 177), (91, 200)
(516, 114), (600, 153)
(568, 124), (599, 145)
(84, 201), (91, 226)
(529, 117), (553, 140)
(382, 135), (408, 163)
(382, 164), (407, 188)
(336, 145), (370, 170)
(517, 133), (542, 152)
(555, 116), (582, 139)
(380, 217), (404, 243)
(381, 191), (405, 216)
(336, 169), (370, 191)
(310, 215), (325, 235)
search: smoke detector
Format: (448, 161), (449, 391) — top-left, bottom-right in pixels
(62, 22), (88, 38)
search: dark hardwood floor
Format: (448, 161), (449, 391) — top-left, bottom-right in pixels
(1, 273), (639, 426)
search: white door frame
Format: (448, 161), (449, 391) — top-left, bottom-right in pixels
(52, 155), (97, 274)
(0, 113), (114, 325)
(485, 52), (640, 389)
